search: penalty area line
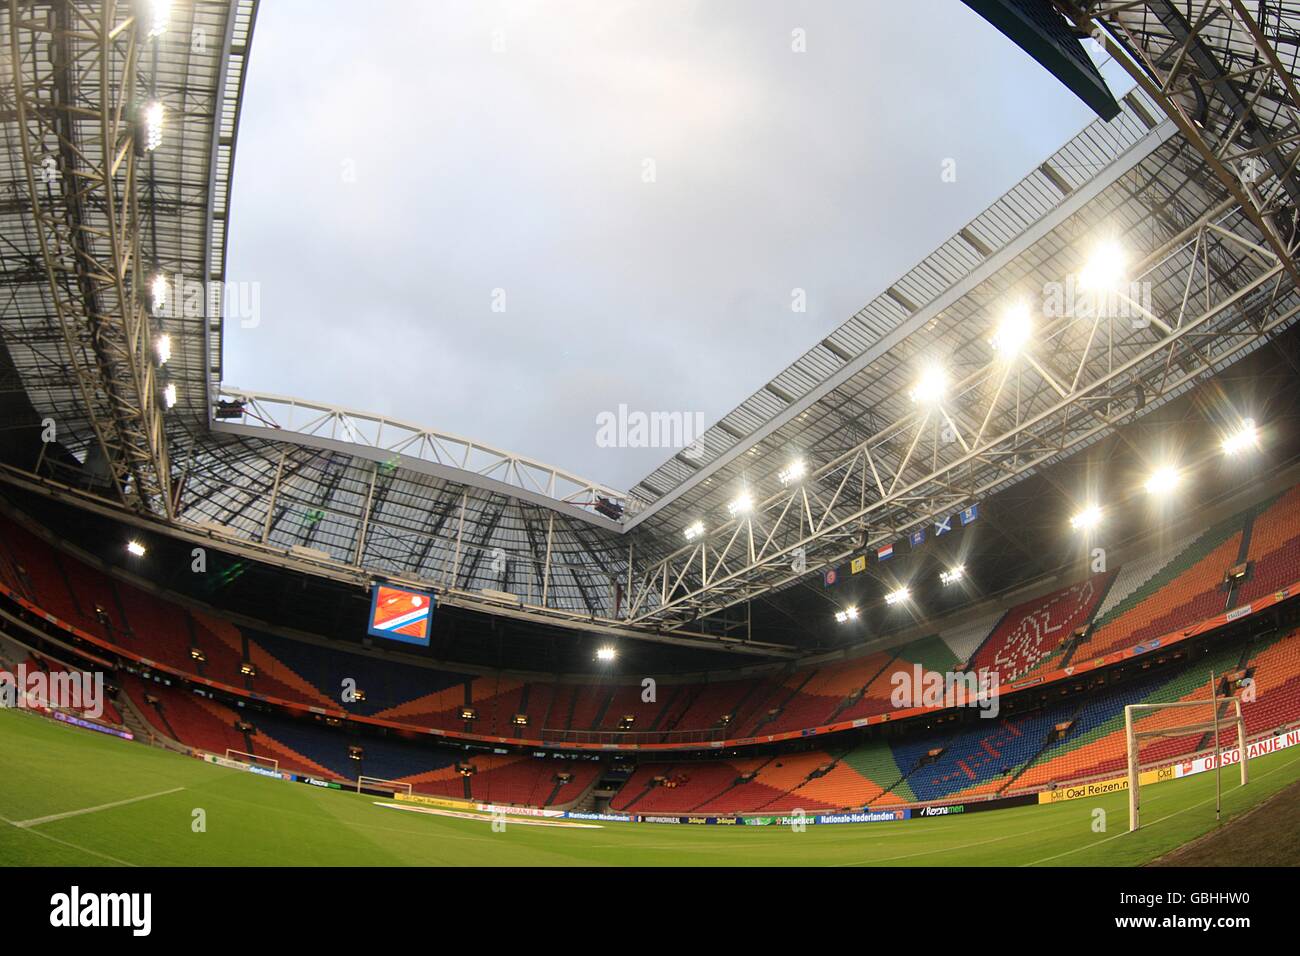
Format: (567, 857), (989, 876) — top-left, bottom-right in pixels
(1022, 752), (1300, 866)
(0, 811), (139, 866)
(11, 786), (186, 829)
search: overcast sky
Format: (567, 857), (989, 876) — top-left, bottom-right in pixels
(223, 0), (1128, 491)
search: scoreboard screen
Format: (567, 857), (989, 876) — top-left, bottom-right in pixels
(367, 584), (435, 645)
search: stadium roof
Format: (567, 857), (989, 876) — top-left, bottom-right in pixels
(3, 0), (1300, 654)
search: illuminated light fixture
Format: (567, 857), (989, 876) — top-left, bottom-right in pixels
(884, 586), (910, 607)
(146, 0), (171, 38)
(940, 566), (965, 586)
(778, 458), (807, 486)
(727, 492), (753, 517)
(1069, 504), (1103, 532)
(683, 520), (704, 541)
(908, 365), (947, 405)
(239, 662), (256, 677)
(596, 646), (616, 662)
(1078, 239), (1126, 291)
(1221, 419), (1258, 456)
(154, 333), (171, 365)
(834, 606), (859, 624)
(151, 273), (169, 314)
(126, 539), (147, 557)
(162, 382), (177, 408)
(142, 101), (164, 152)
(1143, 465), (1181, 496)
(990, 301), (1032, 357)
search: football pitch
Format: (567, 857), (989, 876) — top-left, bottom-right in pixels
(2, 708), (1297, 867)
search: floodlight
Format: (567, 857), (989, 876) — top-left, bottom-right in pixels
(151, 273), (168, 314)
(146, 0), (171, 38)
(1069, 504), (1102, 531)
(163, 382), (177, 408)
(1078, 239), (1126, 291)
(990, 302), (1032, 357)
(940, 566), (965, 586)
(142, 101), (164, 152)
(126, 540), (146, 557)
(835, 606), (859, 624)
(683, 521), (704, 541)
(155, 333), (171, 365)
(727, 492), (753, 517)
(884, 586), (910, 606)
(596, 646), (616, 662)
(778, 459), (807, 486)
(1143, 465), (1181, 496)
(1221, 419), (1258, 456)
(908, 365), (947, 405)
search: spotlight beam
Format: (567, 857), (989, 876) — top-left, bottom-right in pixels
(1023, 353), (1070, 398)
(1069, 313), (1104, 394)
(887, 411), (931, 497)
(629, 262), (1290, 628)
(975, 361), (1015, 447)
(938, 407), (971, 453)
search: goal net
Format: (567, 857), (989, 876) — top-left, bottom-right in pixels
(357, 775), (414, 797)
(1124, 681), (1247, 832)
(225, 749), (279, 772)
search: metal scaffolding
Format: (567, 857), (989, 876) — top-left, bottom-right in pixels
(6, 0), (172, 513)
(3, 1), (1300, 650)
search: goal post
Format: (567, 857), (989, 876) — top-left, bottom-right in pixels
(356, 775), (413, 797)
(1125, 676), (1247, 832)
(225, 748), (279, 772)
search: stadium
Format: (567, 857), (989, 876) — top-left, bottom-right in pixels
(2, 0), (1300, 920)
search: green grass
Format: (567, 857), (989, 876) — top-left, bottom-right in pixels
(2, 708), (1298, 866)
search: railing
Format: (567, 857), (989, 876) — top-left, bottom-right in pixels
(539, 726), (728, 747)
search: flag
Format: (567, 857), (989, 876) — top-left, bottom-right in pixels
(960, 503), (979, 526)
(850, 555), (867, 575)
(823, 567), (839, 587)
(934, 515), (952, 536)
(909, 528), (925, 548)
(877, 543), (894, 561)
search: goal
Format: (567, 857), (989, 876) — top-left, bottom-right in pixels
(357, 775), (414, 797)
(1124, 677), (1247, 832)
(225, 748), (279, 772)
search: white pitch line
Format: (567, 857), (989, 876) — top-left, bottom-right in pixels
(12, 786), (185, 828)
(1021, 753), (1300, 867)
(0, 809), (138, 866)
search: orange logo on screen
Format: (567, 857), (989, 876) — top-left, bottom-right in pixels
(371, 586), (432, 639)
